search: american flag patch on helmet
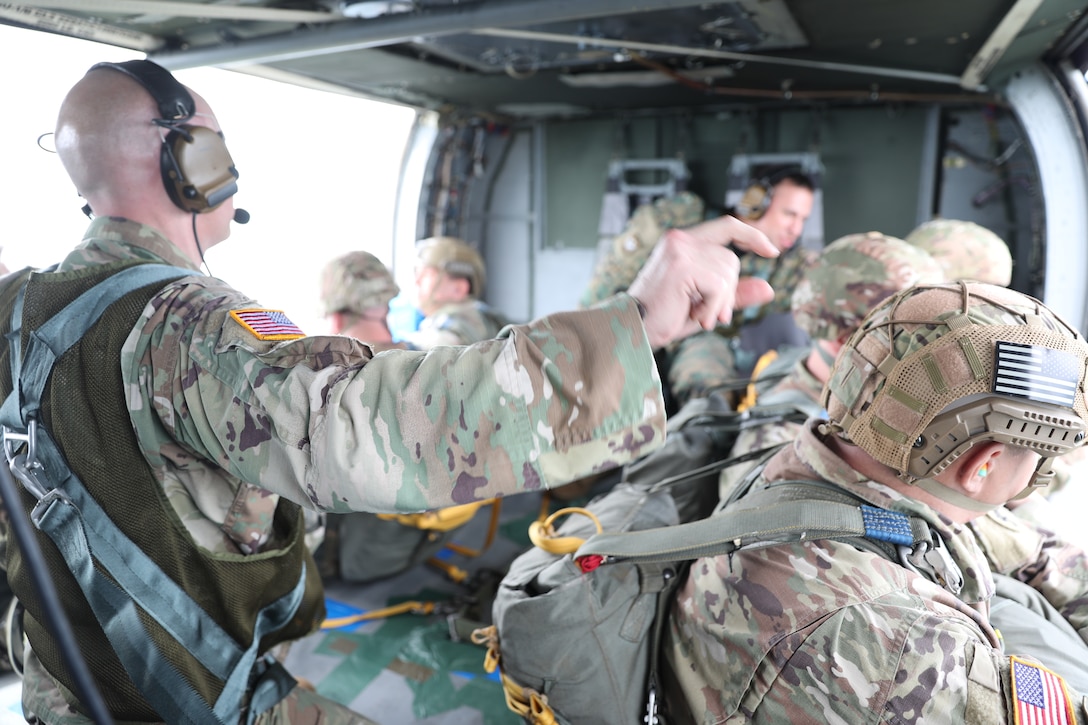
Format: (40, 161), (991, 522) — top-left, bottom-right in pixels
(994, 341), (1079, 407)
(230, 309), (305, 340)
(1010, 657), (1073, 725)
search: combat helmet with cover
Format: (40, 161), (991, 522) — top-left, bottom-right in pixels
(415, 236), (486, 297)
(791, 230), (946, 343)
(905, 218), (1012, 286)
(320, 251), (399, 317)
(740, 231), (944, 410)
(823, 281), (1088, 505)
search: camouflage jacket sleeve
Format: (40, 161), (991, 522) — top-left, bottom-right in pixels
(125, 278), (665, 514)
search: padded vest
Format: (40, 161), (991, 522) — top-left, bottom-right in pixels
(0, 260), (324, 721)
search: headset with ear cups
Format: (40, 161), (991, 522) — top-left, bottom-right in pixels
(735, 176), (774, 220)
(734, 166), (809, 221)
(90, 60), (239, 213)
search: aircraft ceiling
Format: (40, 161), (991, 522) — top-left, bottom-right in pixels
(3, 0), (1087, 119)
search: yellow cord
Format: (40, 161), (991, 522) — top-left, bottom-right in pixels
(527, 507), (603, 555)
(736, 349), (778, 412)
(376, 499), (495, 532)
(320, 600), (437, 630)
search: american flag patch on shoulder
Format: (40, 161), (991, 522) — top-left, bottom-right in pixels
(994, 341), (1080, 407)
(230, 309), (305, 340)
(1010, 657), (1073, 725)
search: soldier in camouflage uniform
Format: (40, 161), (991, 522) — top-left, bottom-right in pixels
(581, 175), (817, 409)
(579, 192), (732, 410)
(905, 217), (1013, 286)
(404, 236), (510, 348)
(2, 60), (779, 725)
(718, 231), (945, 499)
(320, 250), (400, 347)
(319, 251), (401, 579)
(665, 281), (1088, 723)
(717, 171), (819, 380)
(661, 225), (816, 410)
(579, 191), (707, 309)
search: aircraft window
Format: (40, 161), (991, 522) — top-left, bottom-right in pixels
(0, 24), (415, 336)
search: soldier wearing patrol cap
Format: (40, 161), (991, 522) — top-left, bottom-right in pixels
(665, 280), (1088, 722)
(406, 235), (511, 348)
(906, 218), (1013, 286)
(717, 231), (945, 499)
(320, 251), (399, 345)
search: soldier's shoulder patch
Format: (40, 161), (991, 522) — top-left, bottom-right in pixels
(230, 309), (305, 341)
(1009, 656), (1074, 725)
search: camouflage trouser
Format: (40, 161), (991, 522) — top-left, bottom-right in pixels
(21, 649), (381, 725)
(664, 331), (740, 410)
(255, 687), (380, 725)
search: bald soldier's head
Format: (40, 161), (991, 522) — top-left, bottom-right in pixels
(55, 64), (236, 263)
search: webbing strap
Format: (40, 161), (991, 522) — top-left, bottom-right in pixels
(32, 427), (306, 720)
(37, 468), (304, 724)
(575, 485), (931, 564)
(245, 659), (299, 725)
(5, 263), (301, 721)
(11, 264), (193, 426)
(754, 387), (824, 419)
(5, 271), (31, 396)
(2, 267), (47, 431)
(34, 467), (224, 725)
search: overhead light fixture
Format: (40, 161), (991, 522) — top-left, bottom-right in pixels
(342, 1), (414, 20)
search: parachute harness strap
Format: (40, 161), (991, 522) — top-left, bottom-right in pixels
(0, 265), (306, 724)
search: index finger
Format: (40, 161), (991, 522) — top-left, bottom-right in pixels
(684, 215), (778, 258)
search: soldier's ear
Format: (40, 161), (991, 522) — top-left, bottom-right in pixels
(957, 442), (1002, 494)
(452, 276), (471, 298)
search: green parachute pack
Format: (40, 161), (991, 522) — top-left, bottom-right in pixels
(320, 498), (501, 584)
(474, 393), (943, 725)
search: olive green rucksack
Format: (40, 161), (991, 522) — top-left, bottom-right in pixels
(475, 412), (937, 725)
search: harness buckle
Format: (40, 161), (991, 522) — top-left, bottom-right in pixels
(902, 532), (964, 595)
(2, 417), (37, 469)
(4, 419), (52, 501)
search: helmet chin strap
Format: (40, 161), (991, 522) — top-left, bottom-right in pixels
(912, 477), (1004, 514)
(912, 454), (1055, 512)
(815, 342), (837, 369)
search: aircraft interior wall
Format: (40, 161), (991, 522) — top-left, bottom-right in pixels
(424, 101), (1039, 321)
